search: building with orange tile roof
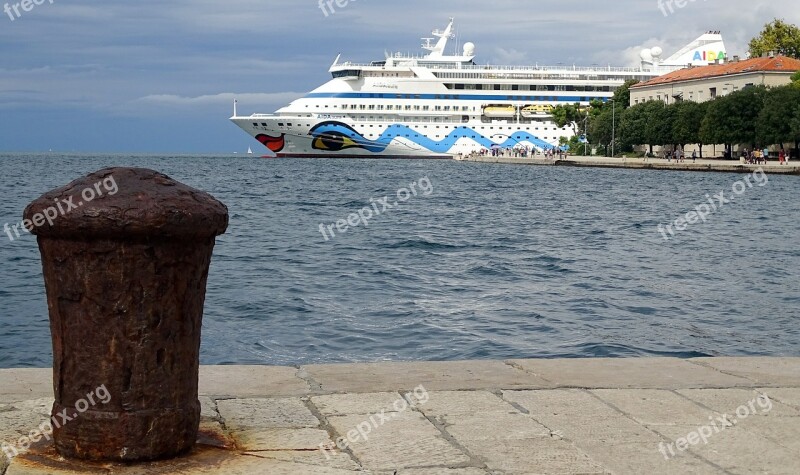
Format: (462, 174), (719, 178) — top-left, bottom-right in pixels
(630, 54), (800, 105)
(628, 54), (800, 158)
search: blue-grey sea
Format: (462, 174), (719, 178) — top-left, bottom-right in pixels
(1, 153), (798, 368)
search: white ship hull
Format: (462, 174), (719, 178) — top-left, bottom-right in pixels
(231, 20), (726, 159)
(231, 115), (569, 158)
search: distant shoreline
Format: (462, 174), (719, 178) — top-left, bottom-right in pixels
(458, 154), (800, 175)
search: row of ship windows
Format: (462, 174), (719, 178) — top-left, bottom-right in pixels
(305, 104), (476, 111)
(254, 122), (564, 132)
(444, 84), (614, 93)
(434, 73), (650, 82)
(321, 93), (598, 100)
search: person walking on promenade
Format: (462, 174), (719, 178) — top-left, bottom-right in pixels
(779, 149), (786, 165)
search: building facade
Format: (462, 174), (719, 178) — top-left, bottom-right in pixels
(629, 54), (800, 157)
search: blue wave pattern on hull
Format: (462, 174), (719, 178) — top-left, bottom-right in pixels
(309, 121), (555, 154)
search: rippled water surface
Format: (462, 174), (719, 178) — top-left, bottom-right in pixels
(1, 153), (798, 368)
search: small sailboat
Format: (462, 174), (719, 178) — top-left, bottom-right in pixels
(247, 146), (253, 155)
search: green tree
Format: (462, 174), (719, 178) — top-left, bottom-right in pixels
(558, 135), (584, 154)
(756, 86), (800, 147)
(619, 103), (648, 152)
(589, 108), (614, 155)
(582, 82), (638, 156)
(552, 103), (586, 136)
(612, 79), (639, 108)
(672, 101), (709, 157)
(644, 101), (674, 150)
(618, 101), (668, 154)
(701, 86), (768, 149)
(792, 104), (800, 156)
(748, 19), (800, 59)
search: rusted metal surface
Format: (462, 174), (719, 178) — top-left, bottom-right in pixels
(14, 431), (239, 474)
(24, 168), (228, 462)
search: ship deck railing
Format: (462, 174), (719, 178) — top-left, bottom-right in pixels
(336, 61), (673, 74)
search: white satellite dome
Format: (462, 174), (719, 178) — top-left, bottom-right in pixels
(463, 42), (476, 56)
(650, 46), (664, 58)
(640, 48), (653, 61)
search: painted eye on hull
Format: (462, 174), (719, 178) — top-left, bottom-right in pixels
(309, 121), (376, 153)
(313, 134), (358, 151)
(256, 134), (285, 152)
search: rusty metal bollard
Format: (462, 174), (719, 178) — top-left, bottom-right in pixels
(24, 167), (228, 462)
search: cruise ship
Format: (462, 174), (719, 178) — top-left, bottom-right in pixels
(231, 20), (726, 158)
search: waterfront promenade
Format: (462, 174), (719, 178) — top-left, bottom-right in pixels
(2, 357), (799, 474)
(459, 154), (800, 175)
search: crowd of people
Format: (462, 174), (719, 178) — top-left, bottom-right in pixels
(655, 147), (793, 165)
(469, 146), (568, 160)
(739, 148), (791, 165)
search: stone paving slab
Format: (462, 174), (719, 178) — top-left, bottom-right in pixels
(677, 388), (800, 417)
(504, 388), (622, 417)
(591, 389), (718, 426)
(216, 397), (319, 429)
(375, 469), (488, 475)
(456, 437), (608, 474)
(232, 427), (331, 451)
(1, 358), (799, 474)
(574, 441), (725, 475)
(249, 450), (360, 471)
(0, 370), (51, 403)
(311, 392), (405, 417)
(652, 424), (799, 474)
(441, 411), (552, 441)
(198, 366), (309, 397)
(508, 357), (754, 388)
(694, 357), (800, 386)
(417, 391), (516, 417)
(760, 387), (800, 409)
(303, 360), (551, 393)
(326, 410), (471, 471)
(738, 416), (800, 454)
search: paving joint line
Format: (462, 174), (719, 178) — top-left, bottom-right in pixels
(401, 390), (491, 472)
(210, 397), (239, 452)
(296, 366), (324, 394)
(583, 389), (735, 474)
(490, 389), (530, 415)
(685, 359), (761, 385)
(494, 389), (578, 445)
(300, 396), (365, 471)
(757, 388), (800, 411)
(501, 359), (557, 386)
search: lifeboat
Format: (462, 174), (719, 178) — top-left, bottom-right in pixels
(483, 106), (515, 118)
(521, 105), (554, 117)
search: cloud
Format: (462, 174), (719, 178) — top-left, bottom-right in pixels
(136, 92), (302, 107)
(1, 0), (800, 151)
(490, 48), (530, 65)
(116, 92), (304, 118)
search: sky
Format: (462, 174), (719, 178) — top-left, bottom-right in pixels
(0, 0), (797, 153)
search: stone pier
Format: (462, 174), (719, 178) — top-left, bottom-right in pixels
(458, 154), (800, 175)
(1, 357), (799, 474)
